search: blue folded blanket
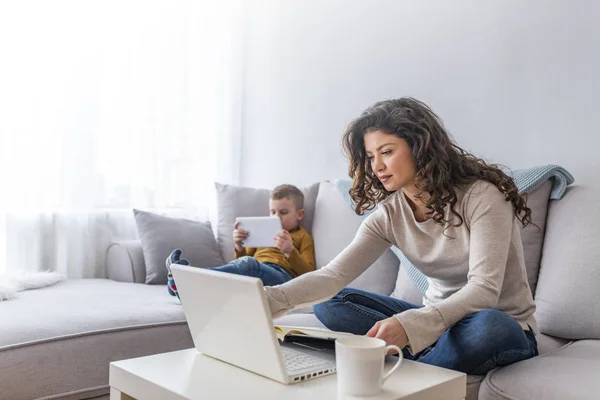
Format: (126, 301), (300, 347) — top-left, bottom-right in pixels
(506, 164), (574, 199)
(335, 164), (574, 294)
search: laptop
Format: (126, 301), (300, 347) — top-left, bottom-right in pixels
(170, 264), (337, 384)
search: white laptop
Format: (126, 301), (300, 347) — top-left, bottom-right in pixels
(170, 265), (337, 384)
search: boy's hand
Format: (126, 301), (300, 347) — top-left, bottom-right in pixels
(274, 230), (294, 256)
(233, 221), (249, 252)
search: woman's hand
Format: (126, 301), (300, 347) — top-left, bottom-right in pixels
(366, 317), (409, 354)
(274, 230), (294, 256)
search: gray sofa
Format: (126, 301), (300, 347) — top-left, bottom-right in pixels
(1, 180), (598, 399)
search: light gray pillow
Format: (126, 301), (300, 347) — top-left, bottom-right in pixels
(133, 209), (224, 284)
(518, 179), (552, 295)
(391, 263), (424, 306)
(311, 181), (400, 296)
(215, 182), (319, 263)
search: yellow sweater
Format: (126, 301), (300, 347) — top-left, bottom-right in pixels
(234, 226), (316, 277)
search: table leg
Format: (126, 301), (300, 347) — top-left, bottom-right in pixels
(110, 387), (135, 400)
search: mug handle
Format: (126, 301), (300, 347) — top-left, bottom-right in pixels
(382, 345), (403, 384)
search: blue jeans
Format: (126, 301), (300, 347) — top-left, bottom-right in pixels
(209, 256), (294, 287)
(313, 288), (538, 375)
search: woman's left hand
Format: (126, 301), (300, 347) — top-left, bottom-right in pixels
(366, 317), (409, 354)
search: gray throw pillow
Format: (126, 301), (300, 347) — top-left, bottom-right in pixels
(215, 182), (319, 263)
(518, 179), (553, 295)
(133, 209), (224, 284)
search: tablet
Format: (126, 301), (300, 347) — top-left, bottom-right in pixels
(235, 216), (283, 248)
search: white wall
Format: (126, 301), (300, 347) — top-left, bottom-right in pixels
(240, 0), (600, 188)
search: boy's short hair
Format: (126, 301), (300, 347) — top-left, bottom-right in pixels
(271, 184), (304, 210)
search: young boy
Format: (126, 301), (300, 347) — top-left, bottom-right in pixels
(165, 184), (316, 300)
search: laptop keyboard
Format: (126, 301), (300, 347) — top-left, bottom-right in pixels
(282, 348), (330, 372)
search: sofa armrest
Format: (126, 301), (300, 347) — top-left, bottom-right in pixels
(106, 240), (146, 283)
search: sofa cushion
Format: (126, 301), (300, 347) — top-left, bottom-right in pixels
(536, 333), (572, 356)
(467, 375), (485, 400)
(311, 181), (399, 295)
(334, 179), (427, 295)
(519, 179), (553, 295)
(0, 279), (187, 347)
(391, 263), (424, 306)
(478, 340), (600, 400)
(0, 279), (193, 400)
(133, 209), (224, 284)
(535, 185), (600, 339)
(215, 182), (319, 262)
(106, 240), (147, 283)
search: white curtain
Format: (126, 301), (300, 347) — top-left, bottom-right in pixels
(0, 0), (244, 277)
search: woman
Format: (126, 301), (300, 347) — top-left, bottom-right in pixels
(264, 97), (538, 375)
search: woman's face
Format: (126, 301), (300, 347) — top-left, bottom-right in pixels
(364, 130), (416, 192)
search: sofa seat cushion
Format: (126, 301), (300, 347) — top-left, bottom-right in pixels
(0, 279), (193, 400)
(535, 332), (572, 355)
(478, 340), (600, 400)
(0, 279), (186, 347)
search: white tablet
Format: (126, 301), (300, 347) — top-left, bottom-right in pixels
(235, 216), (283, 248)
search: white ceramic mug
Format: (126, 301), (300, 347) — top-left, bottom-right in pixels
(335, 336), (403, 397)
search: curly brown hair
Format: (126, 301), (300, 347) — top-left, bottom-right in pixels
(342, 97), (532, 228)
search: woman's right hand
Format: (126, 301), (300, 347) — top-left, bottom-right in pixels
(233, 221), (248, 252)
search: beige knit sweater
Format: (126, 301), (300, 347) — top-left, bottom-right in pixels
(264, 180), (537, 354)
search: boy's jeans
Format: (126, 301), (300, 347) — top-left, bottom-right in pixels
(313, 288), (538, 375)
(209, 256), (294, 287)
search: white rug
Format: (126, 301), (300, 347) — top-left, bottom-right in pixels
(0, 271), (65, 301)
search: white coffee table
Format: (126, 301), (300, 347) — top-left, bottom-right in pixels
(110, 348), (466, 400)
